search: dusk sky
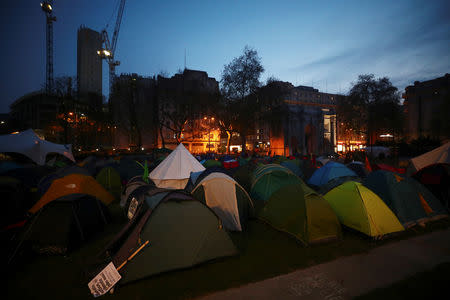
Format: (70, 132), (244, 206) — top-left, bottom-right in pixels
(1, 0), (449, 113)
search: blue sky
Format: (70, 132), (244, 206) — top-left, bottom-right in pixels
(1, 0), (449, 112)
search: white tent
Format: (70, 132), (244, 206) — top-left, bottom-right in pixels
(192, 172), (253, 231)
(149, 143), (205, 189)
(408, 142), (450, 174)
(0, 129), (75, 165)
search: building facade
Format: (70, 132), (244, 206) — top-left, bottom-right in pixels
(110, 73), (158, 149)
(77, 26), (103, 97)
(250, 84), (338, 156)
(403, 73), (450, 142)
(156, 69), (220, 152)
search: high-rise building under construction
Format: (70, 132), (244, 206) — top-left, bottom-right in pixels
(77, 26), (102, 97)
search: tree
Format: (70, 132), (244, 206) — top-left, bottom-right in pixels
(257, 79), (293, 138)
(338, 74), (402, 146)
(220, 46), (264, 152)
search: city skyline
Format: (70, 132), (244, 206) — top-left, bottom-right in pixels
(1, 0), (449, 113)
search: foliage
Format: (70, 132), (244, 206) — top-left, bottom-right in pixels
(220, 46), (264, 152)
(256, 80), (293, 137)
(338, 74), (403, 144)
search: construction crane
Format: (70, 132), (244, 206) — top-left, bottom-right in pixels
(98, 0), (126, 99)
(40, 1), (56, 95)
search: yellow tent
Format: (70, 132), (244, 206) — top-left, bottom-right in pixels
(29, 174), (114, 214)
(324, 181), (404, 237)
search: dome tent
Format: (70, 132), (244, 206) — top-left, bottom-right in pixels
(192, 172), (254, 231)
(308, 161), (357, 187)
(255, 182), (341, 245)
(29, 174), (114, 214)
(149, 143), (205, 189)
(363, 170), (448, 226)
(101, 188), (237, 284)
(324, 181), (404, 237)
(250, 164), (341, 244)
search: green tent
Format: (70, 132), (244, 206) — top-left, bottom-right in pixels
(96, 166), (122, 201)
(103, 188), (238, 284)
(324, 181), (404, 237)
(250, 165), (340, 244)
(257, 182), (341, 245)
(250, 164), (300, 211)
(232, 162), (258, 193)
(363, 170), (448, 227)
(192, 172), (254, 231)
(202, 159), (222, 168)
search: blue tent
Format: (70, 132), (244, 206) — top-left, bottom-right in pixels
(280, 161), (304, 179)
(308, 161), (357, 187)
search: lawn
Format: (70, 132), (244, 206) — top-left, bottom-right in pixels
(6, 204), (450, 300)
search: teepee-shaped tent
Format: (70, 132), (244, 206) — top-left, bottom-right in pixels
(324, 181), (404, 237)
(149, 143), (205, 189)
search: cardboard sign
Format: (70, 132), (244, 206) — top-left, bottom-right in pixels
(88, 262), (122, 297)
(127, 197), (138, 220)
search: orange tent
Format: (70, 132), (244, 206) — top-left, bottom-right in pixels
(29, 174), (114, 214)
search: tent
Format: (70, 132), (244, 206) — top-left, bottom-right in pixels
(0, 176), (28, 229)
(250, 164), (300, 211)
(192, 172), (254, 231)
(0, 161), (25, 174)
(29, 174), (114, 214)
(120, 176), (153, 208)
(372, 163), (405, 174)
(347, 161), (369, 179)
(38, 165), (92, 195)
(412, 163), (450, 210)
(307, 161), (357, 187)
(363, 170), (448, 226)
(254, 182), (341, 245)
(149, 143), (205, 189)
(96, 167), (122, 201)
(22, 194), (109, 254)
(324, 181), (404, 237)
(232, 163), (257, 193)
(102, 188), (237, 284)
(202, 159), (222, 168)
(407, 142), (450, 175)
(317, 175), (362, 195)
(185, 167), (230, 193)
(0, 129), (75, 165)
(114, 159), (146, 182)
(280, 161), (304, 178)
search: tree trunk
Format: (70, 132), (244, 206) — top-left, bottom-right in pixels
(226, 131), (231, 154)
(159, 125), (166, 148)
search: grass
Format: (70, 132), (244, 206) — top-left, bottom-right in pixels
(5, 204), (450, 300)
(355, 262), (450, 300)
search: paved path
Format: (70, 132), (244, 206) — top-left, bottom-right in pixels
(197, 229), (450, 300)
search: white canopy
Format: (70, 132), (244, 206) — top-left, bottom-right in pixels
(408, 142), (450, 174)
(0, 129), (75, 165)
(149, 143), (205, 189)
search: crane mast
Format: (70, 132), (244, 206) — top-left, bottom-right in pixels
(98, 0), (126, 99)
(40, 1), (56, 95)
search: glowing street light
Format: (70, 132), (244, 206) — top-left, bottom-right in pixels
(40, 2), (52, 13)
